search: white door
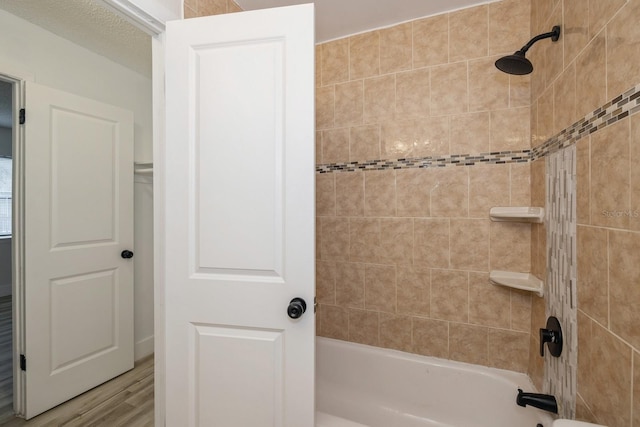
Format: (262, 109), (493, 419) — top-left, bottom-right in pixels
(163, 4), (315, 426)
(23, 82), (134, 419)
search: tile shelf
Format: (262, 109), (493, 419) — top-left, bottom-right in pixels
(489, 207), (544, 223)
(489, 270), (544, 297)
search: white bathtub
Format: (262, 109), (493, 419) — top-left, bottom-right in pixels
(316, 337), (555, 427)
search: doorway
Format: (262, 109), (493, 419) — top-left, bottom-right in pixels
(0, 77), (14, 423)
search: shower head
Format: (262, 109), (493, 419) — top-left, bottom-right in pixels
(495, 26), (561, 75)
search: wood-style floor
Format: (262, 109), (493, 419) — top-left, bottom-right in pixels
(0, 295), (154, 426)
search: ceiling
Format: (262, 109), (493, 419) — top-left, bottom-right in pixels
(236, 0), (500, 42)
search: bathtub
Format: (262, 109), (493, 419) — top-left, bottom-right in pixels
(316, 337), (555, 427)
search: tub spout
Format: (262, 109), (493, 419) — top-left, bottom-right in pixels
(516, 388), (558, 414)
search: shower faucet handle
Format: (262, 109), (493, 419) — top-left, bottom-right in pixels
(539, 316), (563, 357)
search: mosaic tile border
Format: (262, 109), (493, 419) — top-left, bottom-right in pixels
(315, 83), (640, 173)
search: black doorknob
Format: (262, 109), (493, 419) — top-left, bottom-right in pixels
(539, 316), (563, 357)
(121, 250), (134, 259)
(287, 298), (307, 319)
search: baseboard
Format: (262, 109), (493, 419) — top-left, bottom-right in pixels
(0, 282), (11, 298)
(135, 335), (154, 361)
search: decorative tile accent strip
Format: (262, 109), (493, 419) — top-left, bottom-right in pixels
(316, 150), (531, 173)
(545, 146), (577, 420)
(315, 83), (640, 174)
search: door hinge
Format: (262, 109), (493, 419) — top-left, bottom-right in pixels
(19, 108), (25, 125)
(20, 354), (26, 371)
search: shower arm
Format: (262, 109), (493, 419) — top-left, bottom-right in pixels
(519, 26), (561, 54)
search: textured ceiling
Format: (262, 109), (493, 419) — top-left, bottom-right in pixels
(0, 0), (151, 77)
(236, 0), (500, 42)
(0, 81), (11, 129)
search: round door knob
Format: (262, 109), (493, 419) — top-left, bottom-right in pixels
(121, 250), (134, 259)
(287, 298), (307, 319)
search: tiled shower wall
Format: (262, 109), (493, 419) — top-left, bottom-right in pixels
(529, 0), (640, 425)
(183, 0), (242, 18)
(315, 0), (537, 372)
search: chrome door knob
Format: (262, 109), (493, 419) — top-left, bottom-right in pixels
(287, 298), (307, 319)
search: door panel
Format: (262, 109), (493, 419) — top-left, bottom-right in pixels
(24, 82), (134, 419)
(164, 5), (315, 426)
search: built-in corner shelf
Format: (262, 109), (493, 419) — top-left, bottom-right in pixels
(489, 270), (544, 297)
(489, 207), (544, 223)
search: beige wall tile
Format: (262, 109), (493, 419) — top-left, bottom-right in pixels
(322, 127), (350, 164)
(450, 112), (491, 155)
(364, 170), (396, 217)
(576, 137), (591, 225)
(316, 217), (321, 260)
(575, 394), (599, 424)
(609, 230), (640, 350)
(469, 56), (510, 112)
(528, 332), (544, 390)
(350, 125), (380, 162)
(413, 14), (449, 68)
(530, 99), (539, 148)
(380, 218), (414, 265)
(320, 217), (349, 261)
(430, 167), (469, 218)
(577, 310), (593, 408)
(336, 262), (365, 309)
(490, 106), (531, 151)
(318, 304), (348, 340)
(336, 172), (364, 217)
(431, 269), (469, 322)
(316, 172), (336, 216)
(315, 45), (322, 88)
(184, 0), (196, 10)
(510, 163), (532, 207)
(316, 131), (323, 163)
(381, 119), (416, 159)
(541, 4), (563, 88)
(490, 222), (531, 272)
(396, 69), (430, 118)
(380, 23), (412, 74)
(590, 0), (627, 39)
(413, 317), (449, 358)
(334, 81), (364, 127)
(606, 0), (640, 97)
(449, 323), (488, 365)
(431, 62), (469, 116)
(316, 261), (336, 304)
(413, 116), (450, 158)
(469, 164), (510, 218)
(350, 32), (380, 80)
(574, 32), (608, 117)
(322, 38), (349, 86)
(577, 226), (608, 326)
(184, 6), (198, 18)
(590, 119), (630, 229)
(348, 308), (379, 346)
(380, 313), (412, 352)
(537, 86), (554, 143)
(199, 0), (226, 16)
(365, 264), (397, 313)
(553, 62), (577, 134)
(511, 290), (532, 332)
(396, 169), (431, 217)
(510, 75), (531, 108)
(468, 271), (510, 328)
(316, 86), (335, 130)
(364, 75), (396, 124)
(487, 329), (529, 372)
(414, 218), (450, 268)
(531, 158), (546, 207)
(563, 0), (589, 65)
(227, 0), (242, 13)
(588, 321), (632, 427)
(633, 351), (640, 427)
(450, 219), (490, 271)
(449, 5), (488, 62)
(489, 0), (530, 56)
(397, 266), (430, 317)
(631, 114), (640, 232)
(349, 218), (380, 263)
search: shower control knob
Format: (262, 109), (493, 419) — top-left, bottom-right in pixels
(287, 298), (307, 319)
(121, 250), (134, 259)
(539, 316), (563, 357)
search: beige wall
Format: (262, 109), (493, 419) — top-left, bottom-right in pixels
(529, 0), (640, 425)
(183, 0), (242, 18)
(315, 0), (536, 372)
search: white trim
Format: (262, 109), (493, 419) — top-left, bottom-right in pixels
(134, 335), (155, 360)
(97, 0), (166, 36)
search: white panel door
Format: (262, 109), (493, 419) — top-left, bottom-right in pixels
(164, 4), (315, 426)
(24, 82), (134, 419)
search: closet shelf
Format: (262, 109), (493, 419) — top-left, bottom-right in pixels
(489, 270), (544, 297)
(489, 207), (544, 223)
